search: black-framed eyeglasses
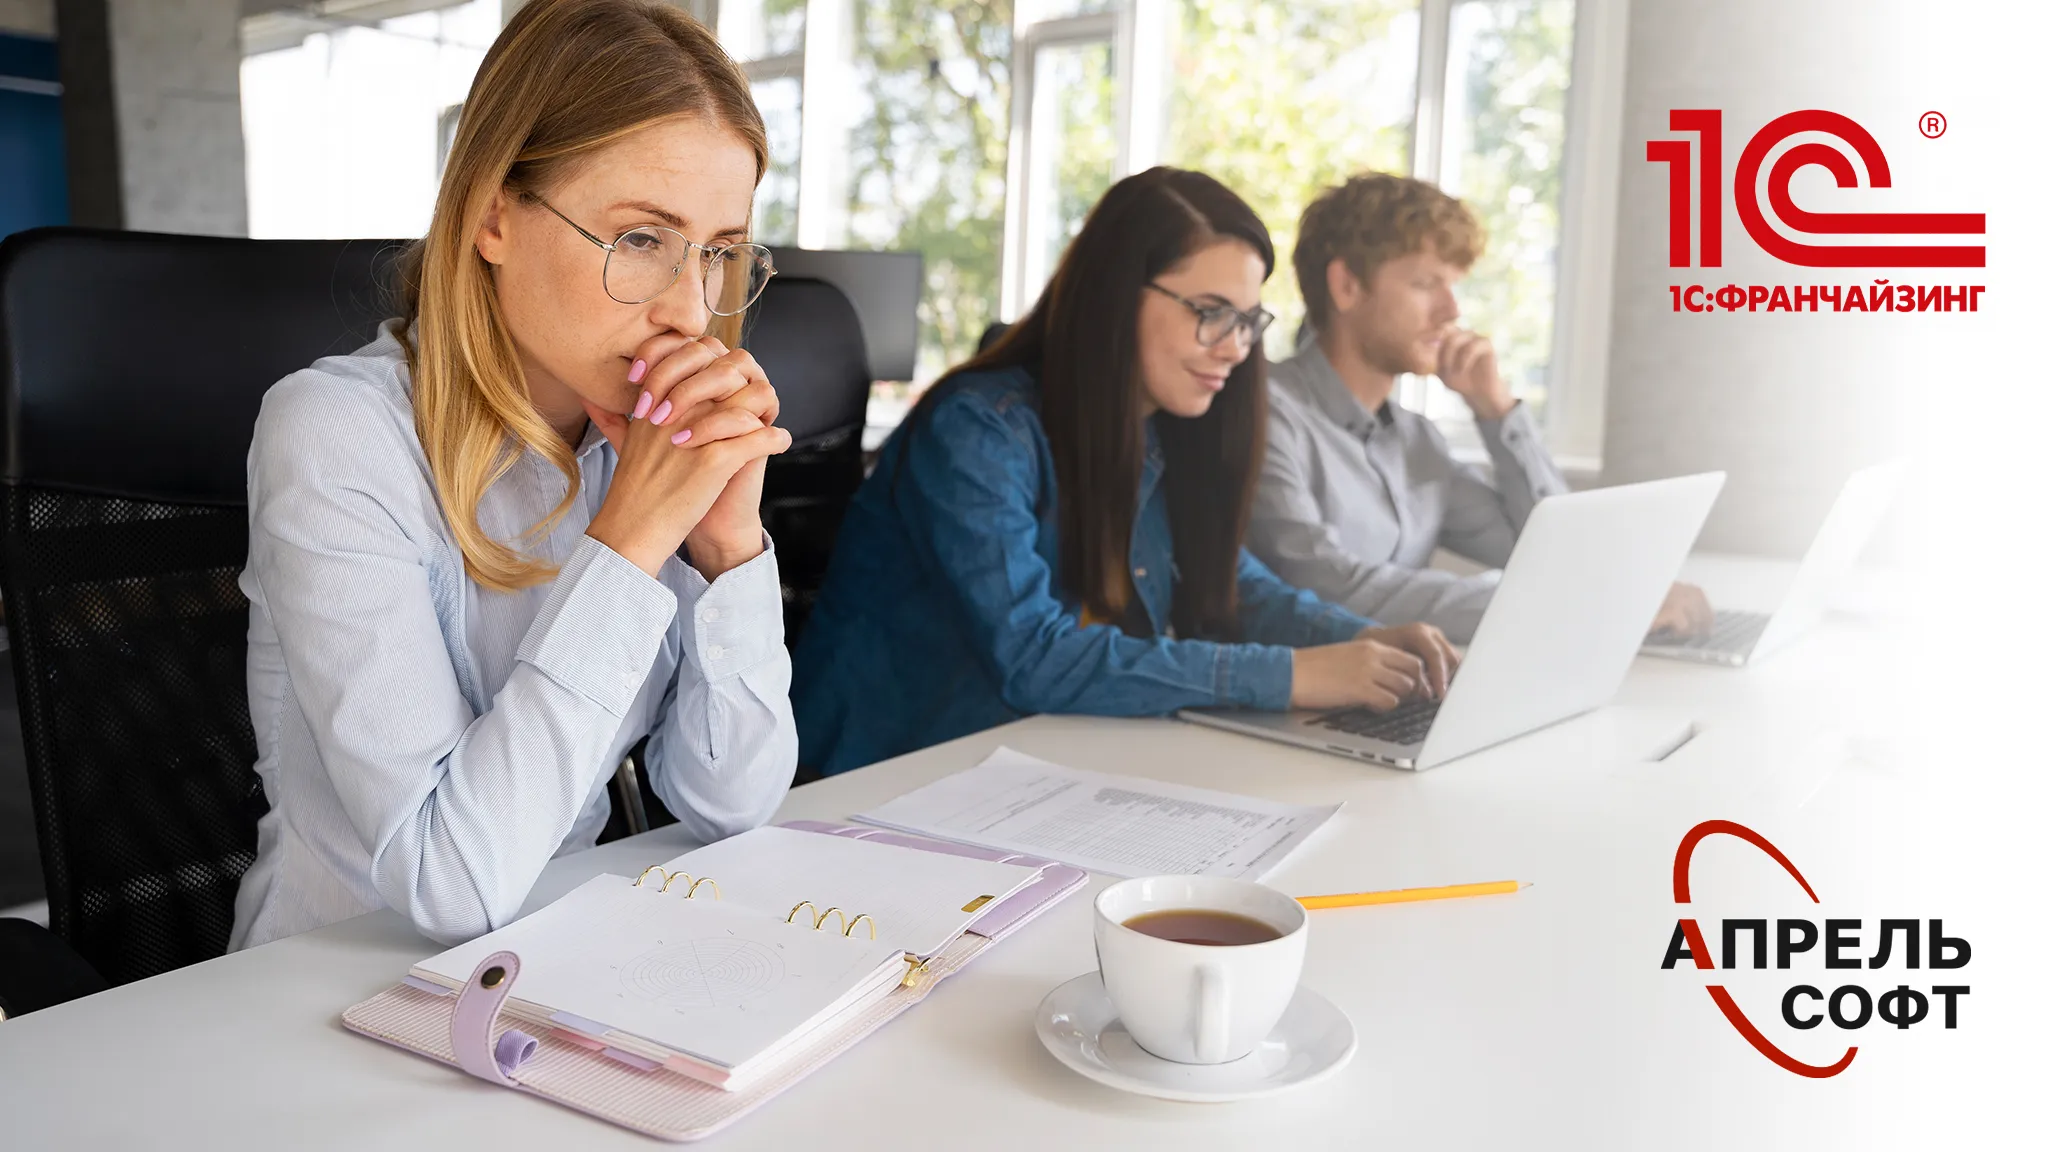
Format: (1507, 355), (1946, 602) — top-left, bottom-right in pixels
(533, 196), (776, 314)
(1145, 283), (1275, 347)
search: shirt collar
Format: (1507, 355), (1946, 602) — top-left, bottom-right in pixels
(1289, 340), (1396, 440)
(573, 419), (610, 462)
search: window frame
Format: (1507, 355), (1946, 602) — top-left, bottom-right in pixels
(1405, 0), (1620, 466)
(999, 11), (1117, 317)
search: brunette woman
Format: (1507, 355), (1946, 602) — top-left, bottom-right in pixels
(792, 168), (1456, 776)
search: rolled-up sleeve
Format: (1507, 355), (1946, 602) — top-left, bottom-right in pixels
(246, 381), (678, 944)
(644, 539), (798, 843)
(900, 390), (1300, 715)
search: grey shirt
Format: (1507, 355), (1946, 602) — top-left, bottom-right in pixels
(1249, 341), (1569, 643)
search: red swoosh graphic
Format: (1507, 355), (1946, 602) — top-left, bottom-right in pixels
(1673, 819), (1858, 1078)
(1733, 109), (1985, 267)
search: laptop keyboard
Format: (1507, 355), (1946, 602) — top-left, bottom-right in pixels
(1653, 608), (1771, 652)
(1310, 698), (1442, 746)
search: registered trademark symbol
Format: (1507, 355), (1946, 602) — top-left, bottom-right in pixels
(1919, 111), (1947, 139)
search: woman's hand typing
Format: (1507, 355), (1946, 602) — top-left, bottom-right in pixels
(1289, 622), (1459, 712)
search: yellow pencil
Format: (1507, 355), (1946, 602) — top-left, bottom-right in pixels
(1296, 880), (1529, 909)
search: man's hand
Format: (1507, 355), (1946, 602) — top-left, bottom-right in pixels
(1648, 582), (1713, 640)
(1436, 329), (1515, 421)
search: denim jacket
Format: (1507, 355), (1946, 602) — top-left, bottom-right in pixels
(791, 366), (1373, 775)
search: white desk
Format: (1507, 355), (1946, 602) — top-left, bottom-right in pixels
(0, 559), (1970, 1149)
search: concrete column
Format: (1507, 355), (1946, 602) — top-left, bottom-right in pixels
(53, 0), (245, 234)
(1600, 0), (1979, 555)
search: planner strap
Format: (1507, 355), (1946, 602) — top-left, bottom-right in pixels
(449, 950), (538, 1086)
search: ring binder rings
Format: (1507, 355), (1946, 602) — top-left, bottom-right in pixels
(784, 902), (880, 941)
(633, 867), (721, 899)
(343, 820), (1088, 1142)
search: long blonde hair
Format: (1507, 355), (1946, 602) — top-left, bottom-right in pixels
(397, 0), (767, 592)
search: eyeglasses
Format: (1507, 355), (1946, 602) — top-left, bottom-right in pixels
(1145, 283), (1275, 347)
(533, 196), (776, 314)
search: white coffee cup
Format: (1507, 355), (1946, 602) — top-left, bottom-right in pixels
(1092, 875), (1308, 1065)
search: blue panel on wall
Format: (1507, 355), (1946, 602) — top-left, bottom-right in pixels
(0, 32), (67, 240)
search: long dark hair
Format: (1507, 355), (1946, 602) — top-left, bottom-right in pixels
(911, 167), (1274, 640)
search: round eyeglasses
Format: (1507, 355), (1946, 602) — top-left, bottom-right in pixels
(1144, 283), (1276, 347)
(534, 196), (776, 314)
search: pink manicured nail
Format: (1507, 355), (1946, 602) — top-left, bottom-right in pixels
(670, 428), (693, 445)
(627, 358), (648, 383)
(631, 390), (652, 420)
(650, 400), (673, 424)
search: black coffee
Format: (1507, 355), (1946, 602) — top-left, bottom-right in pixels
(1123, 909), (1282, 946)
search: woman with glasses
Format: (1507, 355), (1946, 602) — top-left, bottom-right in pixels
(229, 0), (796, 949)
(791, 167), (1460, 776)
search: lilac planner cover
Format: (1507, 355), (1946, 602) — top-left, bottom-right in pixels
(777, 820), (1089, 941)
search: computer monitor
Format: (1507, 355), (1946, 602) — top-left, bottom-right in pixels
(767, 248), (923, 382)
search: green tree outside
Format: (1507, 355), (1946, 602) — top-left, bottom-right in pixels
(1160, 0), (1418, 360)
(1433, 0), (1574, 423)
(759, 0), (1574, 422)
(842, 0), (1015, 381)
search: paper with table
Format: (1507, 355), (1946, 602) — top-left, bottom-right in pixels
(853, 746), (1342, 879)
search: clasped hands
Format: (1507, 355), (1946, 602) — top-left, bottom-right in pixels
(583, 333), (792, 582)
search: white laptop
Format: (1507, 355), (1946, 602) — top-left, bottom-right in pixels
(1641, 460), (1903, 667)
(1179, 472), (1724, 770)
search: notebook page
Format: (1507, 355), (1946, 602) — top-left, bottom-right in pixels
(852, 746), (1342, 880)
(657, 825), (1045, 958)
(412, 875), (901, 1072)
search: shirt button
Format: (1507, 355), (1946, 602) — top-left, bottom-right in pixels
(1134, 567), (1148, 578)
(705, 644), (726, 660)
(701, 607), (722, 623)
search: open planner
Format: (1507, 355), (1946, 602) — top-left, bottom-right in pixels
(343, 821), (1088, 1141)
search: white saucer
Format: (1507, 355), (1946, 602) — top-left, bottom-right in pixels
(1033, 971), (1357, 1103)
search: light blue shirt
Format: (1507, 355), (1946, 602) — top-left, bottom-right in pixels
(229, 322), (797, 949)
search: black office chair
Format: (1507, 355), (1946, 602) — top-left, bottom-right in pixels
(747, 275), (871, 645)
(0, 227), (402, 988)
(0, 233), (877, 974)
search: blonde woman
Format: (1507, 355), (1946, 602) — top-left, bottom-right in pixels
(229, 0), (798, 949)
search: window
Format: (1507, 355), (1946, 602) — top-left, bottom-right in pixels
(241, 0), (502, 239)
(718, 0), (805, 244)
(1407, 0), (1575, 439)
(835, 0), (1013, 383)
(1158, 0), (1421, 360)
(719, 0), (1014, 436)
(722, 0), (1607, 454)
(1006, 9), (1120, 314)
(1016, 35), (1116, 310)
(748, 74), (804, 245)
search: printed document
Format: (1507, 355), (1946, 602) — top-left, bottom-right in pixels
(853, 747), (1340, 879)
